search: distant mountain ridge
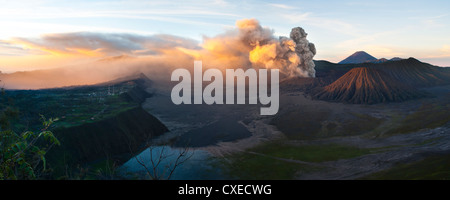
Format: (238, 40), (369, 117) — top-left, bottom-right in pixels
(338, 51), (404, 64)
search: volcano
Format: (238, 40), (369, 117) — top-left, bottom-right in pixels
(339, 51), (378, 64)
(314, 67), (425, 104)
(305, 57), (450, 104)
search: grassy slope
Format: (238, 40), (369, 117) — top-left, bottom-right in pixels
(220, 141), (373, 180)
(362, 153), (450, 180)
(385, 99), (450, 136)
(271, 109), (385, 140)
(249, 142), (372, 163)
(3, 83), (139, 132)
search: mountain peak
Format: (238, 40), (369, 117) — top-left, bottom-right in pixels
(354, 51), (370, 54)
(339, 51), (377, 64)
(390, 57), (403, 61)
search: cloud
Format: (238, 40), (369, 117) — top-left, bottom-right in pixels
(441, 45), (450, 54)
(279, 12), (360, 37)
(8, 32), (200, 57)
(421, 45), (450, 59)
(0, 41), (32, 56)
(408, 14), (449, 28)
(268, 3), (297, 10)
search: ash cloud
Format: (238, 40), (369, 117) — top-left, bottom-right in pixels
(290, 27), (316, 77)
(196, 19), (316, 77)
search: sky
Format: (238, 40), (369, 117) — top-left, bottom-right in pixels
(1, 0), (450, 73)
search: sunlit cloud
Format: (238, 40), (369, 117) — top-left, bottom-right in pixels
(0, 41), (32, 56)
(4, 32), (200, 57)
(420, 45), (450, 59)
(441, 45), (450, 54)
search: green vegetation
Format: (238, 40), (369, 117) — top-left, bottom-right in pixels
(271, 109), (330, 140)
(0, 79), (151, 179)
(55, 158), (119, 180)
(343, 112), (385, 135)
(55, 94), (138, 128)
(0, 82), (140, 131)
(220, 141), (373, 179)
(221, 152), (317, 179)
(385, 101), (450, 136)
(1, 88), (60, 180)
(0, 113), (60, 179)
(362, 154), (450, 180)
(272, 108), (385, 140)
(250, 142), (372, 163)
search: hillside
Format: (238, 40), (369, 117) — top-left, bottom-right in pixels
(314, 67), (424, 104)
(1, 74), (169, 177)
(47, 107), (168, 170)
(282, 58), (450, 104)
(280, 60), (356, 93)
(365, 58), (450, 87)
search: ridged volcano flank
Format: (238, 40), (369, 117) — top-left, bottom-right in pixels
(371, 58), (450, 87)
(314, 67), (424, 104)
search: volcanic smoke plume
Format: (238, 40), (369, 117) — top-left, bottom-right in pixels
(197, 19), (317, 77)
(289, 27), (317, 77)
(251, 24), (317, 77)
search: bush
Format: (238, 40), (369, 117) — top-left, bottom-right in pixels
(0, 115), (60, 180)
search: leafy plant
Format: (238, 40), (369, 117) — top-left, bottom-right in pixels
(0, 90), (60, 180)
(0, 115), (60, 180)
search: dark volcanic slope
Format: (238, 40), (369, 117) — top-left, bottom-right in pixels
(280, 60), (356, 93)
(339, 51), (378, 64)
(314, 58), (450, 88)
(314, 67), (424, 104)
(366, 58), (450, 87)
(283, 58), (450, 104)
